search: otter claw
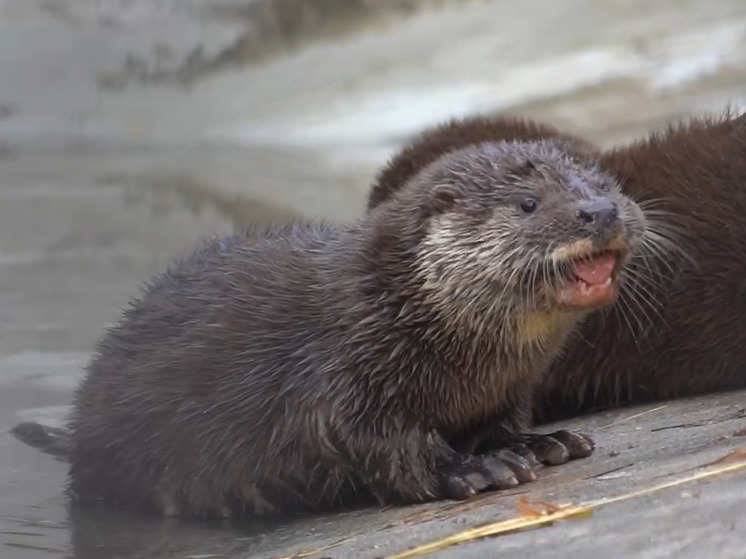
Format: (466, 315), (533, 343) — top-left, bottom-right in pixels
(501, 442), (543, 469)
(547, 429), (595, 458)
(439, 455), (519, 500)
(491, 448), (538, 483)
(519, 430), (595, 465)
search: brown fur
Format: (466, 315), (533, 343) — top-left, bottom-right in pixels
(365, 111), (746, 422)
(65, 138), (644, 518)
(368, 116), (598, 211)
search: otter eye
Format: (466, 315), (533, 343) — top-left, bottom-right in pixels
(519, 198), (538, 214)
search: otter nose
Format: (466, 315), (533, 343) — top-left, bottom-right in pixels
(576, 199), (619, 232)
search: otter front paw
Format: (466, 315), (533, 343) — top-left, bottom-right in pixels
(437, 454), (522, 500)
(514, 430), (595, 466)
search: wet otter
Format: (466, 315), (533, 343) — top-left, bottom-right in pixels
(367, 116), (599, 211)
(59, 139), (643, 518)
(365, 111), (746, 423)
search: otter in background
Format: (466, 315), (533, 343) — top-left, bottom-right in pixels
(366, 111), (746, 423)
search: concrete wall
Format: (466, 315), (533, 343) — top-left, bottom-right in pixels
(1, 0), (745, 221)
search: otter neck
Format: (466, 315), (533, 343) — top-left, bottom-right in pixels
(511, 309), (584, 356)
(412, 275), (587, 377)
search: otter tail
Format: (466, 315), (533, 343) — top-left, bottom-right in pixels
(10, 421), (72, 462)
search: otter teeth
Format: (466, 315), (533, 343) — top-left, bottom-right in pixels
(576, 276), (613, 291)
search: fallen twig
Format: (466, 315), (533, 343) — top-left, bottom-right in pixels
(384, 501), (592, 559)
(598, 404), (669, 430)
(587, 463), (634, 479)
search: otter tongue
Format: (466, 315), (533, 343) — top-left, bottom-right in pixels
(572, 253), (617, 285)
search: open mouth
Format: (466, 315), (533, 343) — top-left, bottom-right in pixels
(555, 249), (625, 310)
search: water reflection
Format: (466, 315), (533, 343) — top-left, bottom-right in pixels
(67, 502), (380, 559)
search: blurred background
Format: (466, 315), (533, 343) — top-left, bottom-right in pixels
(1, 1), (745, 558)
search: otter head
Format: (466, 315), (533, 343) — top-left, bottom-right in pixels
(372, 139), (646, 326)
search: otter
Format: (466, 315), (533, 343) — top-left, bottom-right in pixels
(364, 111), (746, 423)
(367, 116), (599, 211)
(44, 139), (645, 519)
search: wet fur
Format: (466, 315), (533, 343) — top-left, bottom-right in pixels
(65, 140), (642, 517)
(365, 111), (746, 422)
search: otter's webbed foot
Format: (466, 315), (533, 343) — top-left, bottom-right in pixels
(509, 430), (595, 465)
(471, 430), (594, 483)
(436, 453), (523, 500)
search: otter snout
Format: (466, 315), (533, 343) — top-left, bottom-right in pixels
(575, 199), (619, 235)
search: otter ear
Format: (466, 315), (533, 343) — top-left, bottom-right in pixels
(425, 183), (460, 215)
(513, 159), (538, 177)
